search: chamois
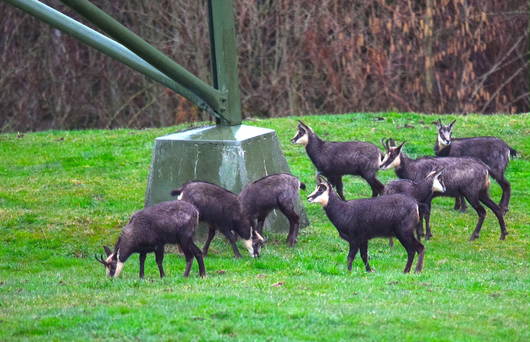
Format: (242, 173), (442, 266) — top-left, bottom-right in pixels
(380, 139), (508, 241)
(171, 181), (264, 258)
(434, 119), (517, 214)
(308, 176), (424, 273)
(239, 173), (305, 247)
(291, 120), (384, 199)
(384, 169), (446, 240)
(95, 200), (205, 278)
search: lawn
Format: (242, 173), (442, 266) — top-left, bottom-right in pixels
(0, 112), (528, 341)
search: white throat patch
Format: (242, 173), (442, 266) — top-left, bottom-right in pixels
(432, 175), (445, 193)
(177, 192), (184, 200)
(243, 239), (255, 257)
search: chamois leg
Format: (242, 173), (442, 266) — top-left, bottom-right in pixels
(154, 247), (165, 278)
(424, 199), (433, 240)
(347, 242), (359, 271)
(190, 242), (206, 277)
(388, 237), (394, 247)
(328, 176), (345, 200)
(359, 241), (372, 272)
(395, 231), (416, 273)
(225, 230), (242, 258)
(365, 175), (385, 197)
(139, 252), (146, 279)
(479, 190), (508, 240)
(454, 196), (467, 212)
(279, 201), (300, 247)
(463, 194), (486, 241)
(413, 239), (425, 273)
(496, 175), (511, 214)
(202, 224), (216, 256)
(256, 214), (267, 235)
(181, 245), (194, 278)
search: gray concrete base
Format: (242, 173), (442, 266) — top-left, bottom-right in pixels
(145, 125), (308, 235)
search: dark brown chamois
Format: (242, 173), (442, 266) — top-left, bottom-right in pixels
(291, 120), (384, 200)
(171, 181), (264, 258)
(308, 176), (424, 273)
(239, 173), (305, 247)
(384, 169), (446, 241)
(380, 139), (508, 241)
(434, 119), (517, 214)
(95, 200), (205, 278)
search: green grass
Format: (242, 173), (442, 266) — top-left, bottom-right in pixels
(1, 112), (529, 341)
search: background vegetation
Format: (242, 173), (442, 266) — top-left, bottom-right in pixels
(0, 113), (528, 340)
(1, 0), (528, 132)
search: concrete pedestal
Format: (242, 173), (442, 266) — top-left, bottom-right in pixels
(145, 125), (308, 235)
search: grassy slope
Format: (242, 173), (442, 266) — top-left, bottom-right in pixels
(0, 113), (528, 341)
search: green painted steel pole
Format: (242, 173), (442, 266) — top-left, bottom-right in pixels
(60, 0), (231, 123)
(208, 0), (242, 125)
(3, 0), (227, 123)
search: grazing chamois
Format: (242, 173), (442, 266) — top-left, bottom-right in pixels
(291, 120), (384, 199)
(308, 176), (424, 273)
(434, 119), (517, 214)
(239, 173), (305, 247)
(384, 170), (446, 241)
(95, 200), (206, 278)
(171, 181), (264, 258)
(380, 139), (508, 241)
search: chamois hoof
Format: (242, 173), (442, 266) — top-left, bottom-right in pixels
(469, 233), (479, 241)
(425, 234), (432, 240)
(500, 232), (508, 240)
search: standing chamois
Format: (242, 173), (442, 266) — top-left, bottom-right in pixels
(95, 200), (206, 278)
(239, 173), (305, 247)
(434, 119), (517, 214)
(383, 169), (446, 241)
(291, 120), (384, 199)
(171, 181), (264, 258)
(380, 139), (508, 241)
(308, 176), (424, 273)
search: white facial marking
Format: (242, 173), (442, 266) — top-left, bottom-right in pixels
(379, 154), (390, 167)
(438, 133), (450, 148)
(293, 131), (309, 146)
(381, 152), (401, 170)
(432, 175), (445, 193)
(113, 261), (125, 278)
(177, 192), (184, 200)
(308, 187), (329, 206)
(243, 239), (255, 257)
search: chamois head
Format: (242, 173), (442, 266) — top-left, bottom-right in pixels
(307, 176), (331, 206)
(251, 230), (265, 257)
(291, 120), (313, 146)
(379, 138), (406, 170)
(426, 169), (446, 193)
(95, 245), (124, 278)
(434, 119), (456, 148)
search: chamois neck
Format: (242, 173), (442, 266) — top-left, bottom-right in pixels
(305, 133), (325, 163)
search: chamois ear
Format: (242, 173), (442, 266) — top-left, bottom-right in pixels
(434, 119), (443, 128)
(388, 138), (397, 147)
(449, 119), (456, 129)
(103, 245), (112, 256)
